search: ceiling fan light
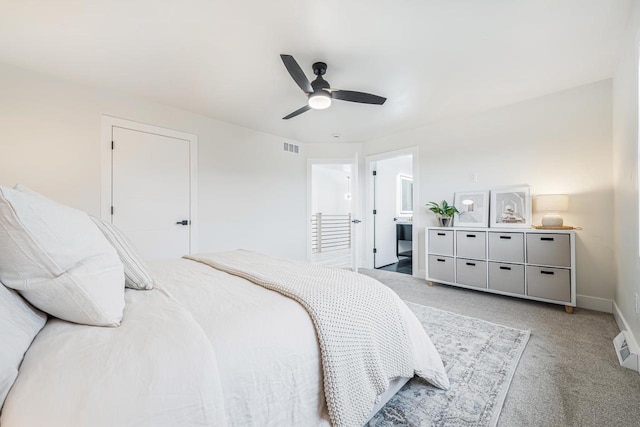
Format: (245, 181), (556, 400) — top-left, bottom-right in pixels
(308, 91), (332, 110)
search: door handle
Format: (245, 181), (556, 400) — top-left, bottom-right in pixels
(351, 219), (362, 224)
(176, 220), (190, 225)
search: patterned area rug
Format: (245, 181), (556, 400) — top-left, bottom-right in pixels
(368, 302), (530, 427)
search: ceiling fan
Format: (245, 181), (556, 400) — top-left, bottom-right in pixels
(280, 54), (387, 120)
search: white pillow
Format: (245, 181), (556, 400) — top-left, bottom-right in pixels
(0, 283), (46, 411)
(0, 185), (125, 327)
(91, 217), (155, 290)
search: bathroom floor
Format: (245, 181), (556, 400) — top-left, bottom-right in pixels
(376, 257), (412, 275)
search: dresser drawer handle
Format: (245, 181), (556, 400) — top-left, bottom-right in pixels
(540, 237), (554, 241)
(540, 270), (555, 275)
(499, 236), (512, 240)
(437, 258), (446, 262)
(437, 232), (446, 236)
(499, 266), (512, 271)
(466, 262), (476, 266)
(466, 234), (476, 238)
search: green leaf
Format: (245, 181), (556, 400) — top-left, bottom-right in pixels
(426, 199), (459, 218)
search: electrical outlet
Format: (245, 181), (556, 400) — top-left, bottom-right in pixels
(635, 293), (639, 314)
(470, 172), (478, 183)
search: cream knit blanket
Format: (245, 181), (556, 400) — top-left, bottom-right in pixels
(184, 250), (416, 427)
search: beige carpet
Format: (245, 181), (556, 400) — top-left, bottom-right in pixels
(361, 268), (640, 427)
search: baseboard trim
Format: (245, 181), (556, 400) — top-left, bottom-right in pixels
(416, 274), (613, 314)
(613, 300), (640, 356)
(576, 294), (613, 313)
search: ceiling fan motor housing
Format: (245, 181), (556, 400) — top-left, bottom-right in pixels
(311, 77), (330, 91)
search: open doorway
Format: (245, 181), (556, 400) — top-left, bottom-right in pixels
(307, 158), (360, 270)
(366, 149), (417, 276)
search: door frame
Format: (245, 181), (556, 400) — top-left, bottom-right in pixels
(364, 146), (419, 275)
(100, 115), (199, 254)
(307, 155), (360, 271)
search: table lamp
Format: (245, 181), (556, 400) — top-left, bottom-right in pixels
(536, 194), (569, 227)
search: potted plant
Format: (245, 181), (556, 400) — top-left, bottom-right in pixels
(426, 200), (459, 227)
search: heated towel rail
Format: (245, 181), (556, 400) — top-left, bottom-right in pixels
(311, 213), (352, 254)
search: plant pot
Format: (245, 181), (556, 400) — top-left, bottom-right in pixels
(438, 217), (452, 227)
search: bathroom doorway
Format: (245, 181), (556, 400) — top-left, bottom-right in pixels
(366, 148), (417, 276)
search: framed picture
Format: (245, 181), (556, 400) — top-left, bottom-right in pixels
(453, 190), (490, 227)
(490, 186), (531, 228)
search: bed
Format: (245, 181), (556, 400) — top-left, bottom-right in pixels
(0, 185), (449, 427)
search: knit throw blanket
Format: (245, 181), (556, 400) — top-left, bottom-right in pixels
(184, 250), (415, 427)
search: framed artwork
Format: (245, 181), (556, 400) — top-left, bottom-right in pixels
(453, 190), (490, 227)
(490, 186), (531, 228)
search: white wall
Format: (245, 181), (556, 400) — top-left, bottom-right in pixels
(312, 164), (352, 215)
(0, 62), (348, 261)
(613, 3), (640, 348)
(362, 80), (615, 312)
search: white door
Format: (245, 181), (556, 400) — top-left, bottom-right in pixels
(308, 158), (360, 271)
(111, 126), (191, 260)
(373, 160), (398, 268)
(373, 155), (413, 268)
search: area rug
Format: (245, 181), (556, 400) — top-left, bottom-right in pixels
(368, 302), (530, 427)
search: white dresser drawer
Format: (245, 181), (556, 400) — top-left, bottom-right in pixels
(428, 255), (454, 283)
(526, 266), (571, 302)
(428, 230), (454, 256)
(456, 258), (487, 288)
(488, 262), (525, 295)
(526, 233), (571, 267)
(488, 232), (524, 263)
(456, 231), (486, 259)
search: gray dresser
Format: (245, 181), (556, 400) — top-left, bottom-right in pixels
(425, 227), (576, 313)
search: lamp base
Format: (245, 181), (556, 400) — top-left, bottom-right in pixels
(541, 214), (563, 227)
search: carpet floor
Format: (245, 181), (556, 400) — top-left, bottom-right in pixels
(361, 268), (640, 427)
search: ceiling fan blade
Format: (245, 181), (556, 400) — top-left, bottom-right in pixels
(332, 90), (386, 105)
(283, 105), (311, 120)
(280, 54), (313, 94)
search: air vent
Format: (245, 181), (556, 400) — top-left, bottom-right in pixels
(283, 142), (300, 154)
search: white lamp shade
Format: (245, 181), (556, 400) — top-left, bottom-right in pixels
(535, 194), (569, 212)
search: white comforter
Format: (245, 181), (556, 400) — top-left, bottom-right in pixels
(1, 259), (447, 427)
(1, 283), (228, 426)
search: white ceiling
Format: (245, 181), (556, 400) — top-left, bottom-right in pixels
(0, 0), (632, 143)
